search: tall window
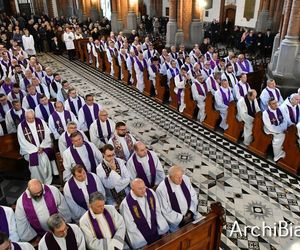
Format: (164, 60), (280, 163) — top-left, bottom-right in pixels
(101, 0), (111, 20)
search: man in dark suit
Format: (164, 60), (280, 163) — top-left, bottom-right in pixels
(263, 29), (274, 58)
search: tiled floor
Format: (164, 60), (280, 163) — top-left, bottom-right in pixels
(42, 53), (300, 250)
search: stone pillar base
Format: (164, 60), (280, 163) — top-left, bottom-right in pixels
(190, 20), (204, 45)
(111, 12), (118, 33)
(127, 11), (137, 31)
(269, 33), (280, 71)
(175, 30), (184, 46)
(166, 20), (177, 47)
(90, 7), (99, 21)
(256, 10), (270, 32)
(117, 20), (123, 33)
(77, 9), (83, 22)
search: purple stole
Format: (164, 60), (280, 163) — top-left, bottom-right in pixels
(205, 52), (211, 61)
(51, 80), (60, 94)
(70, 142), (97, 173)
(0, 101), (12, 118)
(126, 189), (159, 244)
(224, 72), (237, 86)
(10, 108), (25, 127)
(195, 81), (207, 96)
(45, 225), (78, 250)
(11, 90), (24, 102)
(202, 68), (212, 78)
(20, 118), (54, 166)
(150, 64), (159, 74)
(244, 97), (256, 117)
(130, 56), (135, 66)
(170, 68), (179, 78)
(96, 119), (112, 143)
(68, 173), (98, 210)
(132, 45), (138, 56)
(135, 58), (147, 72)
(210, 59), (219, 69)
(147, 49), (153, 59)
(132, 151), (156, 188)
(12, 243), (21, 250)
(237, 82), (249, 97)
(266, 88), (280, 101)
(51, 111), (71, 135)
(28, 65), (35, 73)
(67, 97), (83, 116)
(238, 60), (250, 72)
(44, 75), (53, 88)
(267, 108), (284, 126)
(26, 93), (40, 109)
(220, 88), (231, 106)
(23, 77), (31, 89)
(22, 185), (58, 236)
(2, 60), (11, 76)
(165, 62), (170, 71)
(177, 74), (184, 104)
(82, 104), (100, 129)
(109, 47), (117, 57)
(65, 131), (84, 148)
(2, 83), (13, 95)
(0, 206), (9, 236)
(209, 76), (218, 91)
(39, 102), (55, 122)
(171, 52), (177, 59)
(287, 105), (299, 124)
(164, 177), (191, 213)
(88, 209), (116, 239)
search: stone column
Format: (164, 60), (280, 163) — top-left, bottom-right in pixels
(111, 0), (118, 33)
(90, 0), (100, 21)
(127, 0), (137, 31)
(117, 0), (123, 32)
(256, 0), (271, 32)
(190, 0), (204, 45)
(175, 0), (184, 46)
(280, 0), (293, 40)
(166, 0), (177, 47)
(274, 0), (300, 79)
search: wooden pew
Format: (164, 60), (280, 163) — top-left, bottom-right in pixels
(0, 133), (26, 172)
(104, 52), (111, 75)
(183, 84), (197, 119)
(203, 92), (220, 130)
(248, 112), (272, 157)
(169, 78), (178, 111)
(278, 125), (300, 175)
(113, 57), (120, 80)
(132, 68), (137, 89)
(74, 39), (82, 60)
(224, 101), (244, 143)
(155, 74), (167, 103)
(143, 69), (152, 96)
(55, 152), (65, 185)
(143, 202), (225, 250)
(121, 58), (129, 84)
(96, 50), (105, 72)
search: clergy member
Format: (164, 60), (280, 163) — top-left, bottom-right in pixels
(234, 73), (250, 100)
(156, 165), (201, 232)
(77, 94), (102, 132)
(120, 178), (169, 249)
(79, 191), (127, 249)
(22, 84), (41, 110)
(7, 83), (26, 104)
(260, 79), (284, 111)
(64, 88), (84, 118)
(0, 205), (20, 242)
(38, 213), (85, 250)
(58, 121), (88, 154)
(5, 99), (26, 134)
(134, 52), (148, 92)
(262, 98), (288, 161)
(15, 179), (71, 242)
(63, 131), (103, 181)
(17, 110), (58, 184)
(127, 141), (165, 189)
(96, 144), (130, 207)
(191, 74), (208, 122)
(0, 93), (12, 133)
(48, 101), (78, 140)
(89, 109), (116, 149)
(214, 79), (234, 130)
(34, 94), (55, 123)
(174, 67), (191, 113)
(237, 89), (260, 145)
(0, 231), (34, 250)
(64, 164), (105, 222)
(280, 93), (300, 126)
(108, 121), (136, 161)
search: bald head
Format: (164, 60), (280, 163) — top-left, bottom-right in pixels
(25, 109), (35, 123)
(131, 178), (146, 197)
(169, 165), (184, 185)
(134, 141), (147, 158)
(28, 179), (43, 200)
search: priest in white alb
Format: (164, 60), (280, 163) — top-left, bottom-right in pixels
(17, 110), (58, 184)
(96, 144), (130, 207)
(156, 165), (201, 232)
(63, 131), (103, 181)
(64, 164), (105, 222)
(15, 179), (71, 243)
(0, 231), (34, 250)
(89, 109), (115, 149)
(0, 205), (20, 242)
(64, 88), (85, 118)
(5, 99), (26, 134)
(38, 213), (85, 250)
(79, 191), (127, 249)
(120, 178), (169, 249)
(77, 94), (102, 132)
(127, 141), (165, 189)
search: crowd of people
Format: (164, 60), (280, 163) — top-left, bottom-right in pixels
(0, 11), (299, 250)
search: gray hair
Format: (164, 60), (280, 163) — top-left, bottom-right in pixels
(267, 79), (275, 85)
(168, 165), (184, 177)
(89, 191), (106, 204)
(67, 121), (77, 128)
(47, 213), (65, 232)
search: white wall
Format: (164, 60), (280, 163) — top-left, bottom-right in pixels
(235, 0), (261, 28)
(203, 0), (221, 22)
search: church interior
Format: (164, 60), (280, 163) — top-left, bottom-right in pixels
(0, 0), (300, 249)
